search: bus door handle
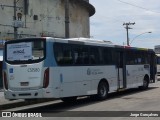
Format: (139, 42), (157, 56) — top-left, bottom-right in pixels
(83, 84), (87, 86)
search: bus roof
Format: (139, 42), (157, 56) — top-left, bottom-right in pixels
(5, 37), (154, 52)
(47, 37), (115, 47)
(51, 37), (153, 51)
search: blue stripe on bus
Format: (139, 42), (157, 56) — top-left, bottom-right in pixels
(44, 42), (57, 67)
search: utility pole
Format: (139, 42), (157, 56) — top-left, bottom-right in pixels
(123, 22), (135, 46)
(65, 0), (70, 38)
(0, 1), (23, 39)
(13, 0), (18, 39)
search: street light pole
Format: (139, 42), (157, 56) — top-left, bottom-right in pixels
(130, 32), (152, 45)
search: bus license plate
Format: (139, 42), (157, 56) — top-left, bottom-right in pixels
(20, 82), (29, 86)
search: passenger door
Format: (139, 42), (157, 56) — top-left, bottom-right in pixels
(116, 50), (126, 89)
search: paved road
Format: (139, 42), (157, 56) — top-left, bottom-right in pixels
(23, 81), (160, 112)
(1, 81), (160, 120)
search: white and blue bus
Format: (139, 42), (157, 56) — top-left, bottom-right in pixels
(3, 37), (156, 101)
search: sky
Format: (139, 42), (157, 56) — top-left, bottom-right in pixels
(90, 0), (160, 49)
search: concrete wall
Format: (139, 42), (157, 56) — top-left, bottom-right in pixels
(0, 0), (95, 40)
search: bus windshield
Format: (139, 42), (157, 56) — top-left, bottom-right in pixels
(5, 39), (45, 64)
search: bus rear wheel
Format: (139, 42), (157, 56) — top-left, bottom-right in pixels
(61, 96), (77, 103)
(97, 81), (108, 100)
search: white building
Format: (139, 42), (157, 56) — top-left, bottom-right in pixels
(0, 0), (95, 40)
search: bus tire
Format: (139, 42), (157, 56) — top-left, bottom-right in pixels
(97, 81), (108, 100)
(61, 96), (77, 103)
(140, 76), (149, 90)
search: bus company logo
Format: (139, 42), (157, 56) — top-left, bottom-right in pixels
(27, 68), (40, 72)
(87, 68), (91, 75)
(13, 49), (25, 54)
(9, 68), (14, 73)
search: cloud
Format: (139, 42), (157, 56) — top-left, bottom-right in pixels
(90, 0), (160, 48)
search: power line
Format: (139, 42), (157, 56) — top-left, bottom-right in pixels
(117, 0), (160, 14)
(102, 16), (124, 23)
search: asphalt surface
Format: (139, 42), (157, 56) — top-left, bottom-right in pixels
(1, 81), (160, 120)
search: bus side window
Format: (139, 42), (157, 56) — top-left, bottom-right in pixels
(54, 43), (73, 66)
(74, 45), (89, 65)
(62, 46), (73, 65)
(76, 57), (82, 64)
(126, 51), (136, 65)
(90, 47), (100, 65)
(103, 48), (113, 65)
